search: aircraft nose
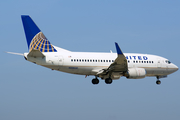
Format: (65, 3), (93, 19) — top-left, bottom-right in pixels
(167, 63), (178, 74)
(172, 64), (178, 72)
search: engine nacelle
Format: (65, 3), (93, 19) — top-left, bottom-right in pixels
(126, 68), (146, 79)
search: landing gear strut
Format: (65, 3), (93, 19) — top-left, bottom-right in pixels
(156, 76), (161, 85)
(105, 78), (113, 84)
(92, 78), (99, 85)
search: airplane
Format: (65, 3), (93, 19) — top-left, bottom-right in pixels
(7, 15), (178, 85)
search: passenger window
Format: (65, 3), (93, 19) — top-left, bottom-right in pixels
(112, 60), (114, 62)
(109, 60), (111, 62)
(147, 61), (148, 63)
(74, 59), (76, 62)
(79, 59), (81, 62)
(82, 59), (84, 62)
(142, 61), (143, 63)
(133, 61), (135, 63)
(103, 60), (105, 62)
(144, 61), (146, 63)
(71, 59), (73, 62)
(87, 60), (89, 62)
(149, 61), (151, 63)
(136, 61), (138, 63)
(152, 61), (153, 63)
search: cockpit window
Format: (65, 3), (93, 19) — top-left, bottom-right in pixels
(165, 60), (171, 64)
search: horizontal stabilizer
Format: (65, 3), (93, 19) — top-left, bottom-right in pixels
(6, 51), (24, 56)
(27, 49), (45, 58)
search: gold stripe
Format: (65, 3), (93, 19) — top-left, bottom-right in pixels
(51, 44), (54, 52)
(47, 41), (49, 52)
(37, 38), (43, 50)
(59, 65), (177, 70)
(29, 32), (55, 52)
(38, 39), (44, 51)
(31, 36), (40, 49)
(30, 39), (36, 50)
(42, 40), (46, 52)
(34, 37), (43, 49)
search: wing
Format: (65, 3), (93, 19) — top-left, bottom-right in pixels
(97, 42), (128, 76)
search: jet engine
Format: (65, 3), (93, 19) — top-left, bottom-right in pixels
(125, 68), (146, 79)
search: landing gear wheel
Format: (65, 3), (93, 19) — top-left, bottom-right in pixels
(92, 78), (99, 85)
(105, 78), (112, 84)
(156, 80), (161, 85)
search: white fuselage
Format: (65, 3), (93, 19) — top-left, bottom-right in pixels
(24, 48), (178, 79)
(17, 15), (178, 85)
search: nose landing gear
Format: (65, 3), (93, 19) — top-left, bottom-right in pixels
(156, 80), (161, 85)
(156, 76), (161, 85)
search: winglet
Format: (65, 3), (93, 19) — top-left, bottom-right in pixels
(115, 42), (123, 55)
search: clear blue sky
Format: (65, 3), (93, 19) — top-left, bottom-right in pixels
(1, 0), (180, 120)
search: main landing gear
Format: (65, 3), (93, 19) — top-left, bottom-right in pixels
(105, 78), (113, 84)
(91, 77), (113, 85)
(92, 78), (99, 85)
(156, 76), (161, 85)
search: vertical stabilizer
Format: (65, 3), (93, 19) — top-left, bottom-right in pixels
(21, 15), (57, 52)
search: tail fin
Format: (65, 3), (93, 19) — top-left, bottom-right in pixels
(21, 15), (57, 52)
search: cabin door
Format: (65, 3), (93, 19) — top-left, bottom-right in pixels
(157, 59), (161, 68)
(58, 56), (64, 65)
